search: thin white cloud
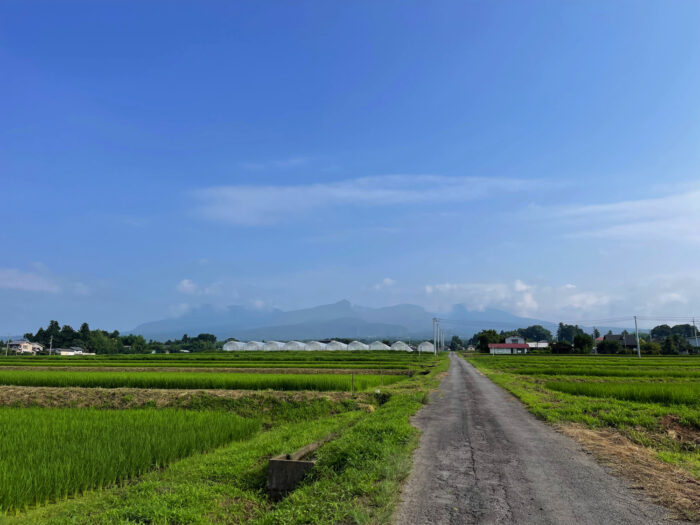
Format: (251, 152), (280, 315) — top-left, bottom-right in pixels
(423, 275), (700, 325)
(424, 280), (610, 318)
(176, 279), (227, 297)
(373, 277), (397, 290)
(531, 187), (700, 243)
(0, 268), (61, 293)
(176, 279), (199, 294)
(194, 175), (539, 225)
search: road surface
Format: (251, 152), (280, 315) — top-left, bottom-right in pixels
(394, 353), (682, 525)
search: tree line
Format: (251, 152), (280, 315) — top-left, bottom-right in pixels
(16, 321), (219, 354)
(462, 322), (698, 355)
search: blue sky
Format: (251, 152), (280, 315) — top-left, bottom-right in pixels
(2, 1), (700, 334)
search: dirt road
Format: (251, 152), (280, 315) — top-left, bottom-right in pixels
(394, 353), (683, 525)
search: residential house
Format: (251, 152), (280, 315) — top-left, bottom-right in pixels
(603, 334), (638, 350)
(489, 336), (529, 355)
(8, 340), (43, 354)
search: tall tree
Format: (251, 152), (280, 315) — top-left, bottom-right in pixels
(573, 333), (594, 353)
(476, 330), (500, 353)
(557, 323), (584, 344)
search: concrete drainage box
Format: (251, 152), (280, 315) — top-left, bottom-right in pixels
(267, 441), (320, 500)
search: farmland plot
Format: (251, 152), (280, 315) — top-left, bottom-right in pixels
(0, 408), (260, 511)
(0, 351), (447, 523)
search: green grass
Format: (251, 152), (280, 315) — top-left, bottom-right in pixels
(0, 351), (433, 369)
(0, 369), (406, 391)
(0, 408), (260, 513)
(6, 354), (449, 524)
(546, 380), (700, 405)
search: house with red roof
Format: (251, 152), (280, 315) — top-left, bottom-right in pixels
(488, 336), (530, 355)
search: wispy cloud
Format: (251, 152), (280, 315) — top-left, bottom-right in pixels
(0, 268), (61, 293)
(530, 186), (700, 243)
(424, 279), (612, 319)
(194, 175), (539, 225)
(424, 275), (700, 324)
(373, 277), (396, 291)
(175, 279), (227, 297)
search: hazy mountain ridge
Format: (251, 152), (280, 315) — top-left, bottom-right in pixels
(132, 300), (559, 341)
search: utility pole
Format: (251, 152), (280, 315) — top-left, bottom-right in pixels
(49, 335), (53, 355)
(634, 315), (641, 359)
(432, 318), (437, 356)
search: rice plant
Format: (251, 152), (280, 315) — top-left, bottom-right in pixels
(0, 370), (405, 391)
(545, 380), (700, 405)
(0, 408), (260, 512)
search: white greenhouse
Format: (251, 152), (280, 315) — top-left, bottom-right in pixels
(325, 340), (348, 351)
(347, 340), (369, 351)
(417, 341), (435, 353)
(263, 341), (284, 351)
(305, 341), (327, 351)
(283, 341), (306, 350)
(391, 341), (412, 352)
(369, 341), (390, 351)
(244, 341), (264, 351)
(223, 340), (246, 351)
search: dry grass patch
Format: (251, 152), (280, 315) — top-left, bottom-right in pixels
(0, 366), (411, 375)
(0, 385), (370, 410)
(558, 423), (700, 522)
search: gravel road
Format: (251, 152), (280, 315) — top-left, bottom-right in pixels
(393, 353), (683, 525)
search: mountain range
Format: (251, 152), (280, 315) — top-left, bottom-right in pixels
(131, 300), (559, 341)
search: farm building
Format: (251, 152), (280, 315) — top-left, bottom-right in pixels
(283, 341), (306, 350)
(488, 342), (529, 355)
(8, 341), (43, 354)
(603, 334), (637, 350)
(305, 341), (327, 351)
(418, 341), (435, 353)
(244, 341), (264, 351)
(391, 341), (412, 352)
(263, 341), (284, 351)
(325, 340), (348, 351)
(223, 341), (246, 351)
(369, 341), (390, 350)
(527, 341), (549, 349)
(347, 340), (369, 350)
(56, 347), (95, 356)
